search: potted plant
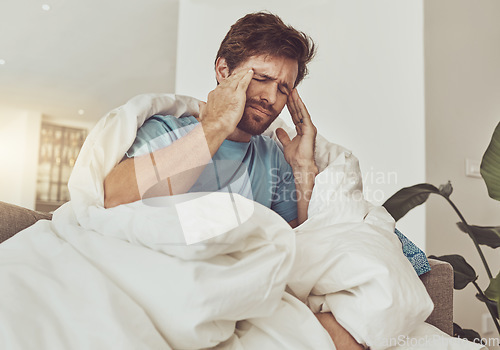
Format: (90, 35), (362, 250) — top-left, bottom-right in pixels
(383, 122), (500, 340)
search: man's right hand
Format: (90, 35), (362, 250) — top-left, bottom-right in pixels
(199, 68), (254, 137)
(104, 69), (254, 209)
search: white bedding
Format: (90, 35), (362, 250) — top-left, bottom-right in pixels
(0, 94), (486, 349)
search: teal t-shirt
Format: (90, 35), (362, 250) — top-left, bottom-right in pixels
(126, 115), (298, 223)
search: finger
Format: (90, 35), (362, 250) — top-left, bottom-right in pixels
(236, 69), (254, 92)
(275, 128), (291, 147)
(291, 90), (313, 128)
(294, 89), (307, 119)
(294, 90), (313, 125)
(226, 68), (252, 89)
(218, 68), (245, 88)
(197, 101), (207, 120)
(287, 90), (301, 125)
(290, 89), (303, 116)
(295, 123), (303, 136)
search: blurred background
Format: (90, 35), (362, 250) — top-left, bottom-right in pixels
(0, 0), (499, 342)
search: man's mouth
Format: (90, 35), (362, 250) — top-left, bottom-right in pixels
(248, 105), (273, 118)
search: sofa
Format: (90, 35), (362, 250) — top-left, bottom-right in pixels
(0, 200), (454, 336)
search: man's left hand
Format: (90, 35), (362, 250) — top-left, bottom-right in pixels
(277, 89), (318, 226)
(276, 89), (317, 172)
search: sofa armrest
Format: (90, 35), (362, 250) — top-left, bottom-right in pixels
(420, 258), (453, 336)
(0, 201), (52, 244)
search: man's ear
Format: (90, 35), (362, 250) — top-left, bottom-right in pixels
(215, 57), (230, 84)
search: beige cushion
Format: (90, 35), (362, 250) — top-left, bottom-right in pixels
(0, 201), (52, 244)
(421, 258), (454, 335)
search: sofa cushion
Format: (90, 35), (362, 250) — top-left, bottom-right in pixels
(421, 259), (454, 335)
(0, 201), (52, 244)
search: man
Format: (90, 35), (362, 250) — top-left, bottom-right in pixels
(104, 12), (363, 349)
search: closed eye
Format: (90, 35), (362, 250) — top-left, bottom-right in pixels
(279, 87), (290, 96)
(253, 75), (290, 95)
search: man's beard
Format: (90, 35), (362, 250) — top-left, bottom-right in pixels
(237, 100), (279, 136)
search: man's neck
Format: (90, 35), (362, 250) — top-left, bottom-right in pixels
(226, 127), (252, 143)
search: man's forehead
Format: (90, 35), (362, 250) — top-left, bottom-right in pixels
(253, 70), (291, 89)
(253, 70), (276, 79)
(244, 55), (298, 84)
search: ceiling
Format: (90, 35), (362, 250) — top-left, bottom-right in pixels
(0, 0), (179, 123)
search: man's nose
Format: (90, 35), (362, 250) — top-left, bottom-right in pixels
(259, 82), (278, 105)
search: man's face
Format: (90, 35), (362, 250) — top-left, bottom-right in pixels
(231, 55), (298, 136)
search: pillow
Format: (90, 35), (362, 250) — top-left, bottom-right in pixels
(394, 228), (431, 276)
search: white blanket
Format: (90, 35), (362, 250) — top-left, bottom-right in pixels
(0, 94), (486, 350)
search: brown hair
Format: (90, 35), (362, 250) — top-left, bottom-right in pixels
(215, 12), (316, 87)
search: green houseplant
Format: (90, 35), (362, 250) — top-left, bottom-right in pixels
(383, 122), (500, 339)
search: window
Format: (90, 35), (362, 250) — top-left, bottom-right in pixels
(35, 123), (87, 212)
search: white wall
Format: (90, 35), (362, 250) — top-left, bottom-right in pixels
(0, 107), (94, 211)
(0, 107), (42, 210)
(42, 115), (96, 132)
(425, 0), (500, 340)
(176, 0), (426, 248)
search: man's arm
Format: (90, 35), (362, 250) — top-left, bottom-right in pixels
(315, 313), (365, 349)
(104, 69), (255, 208)
(280, 92), (364, 348)
(104, 122), (221, 208)
(292, 162), (318, 226)
(287, 165), (317, 228)
(276, 89), (318, 226)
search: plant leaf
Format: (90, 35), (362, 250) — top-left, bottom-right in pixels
(453, 323), (482, 342)
(476, 293), (499, 319)
(457, 222), (500, 248)
(481, 121), (500, 201)
(383, 184), (441, 221)
(428, 254), (477, 290)
(485, 271), (500, 319)
(439, 181), (453, 198)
